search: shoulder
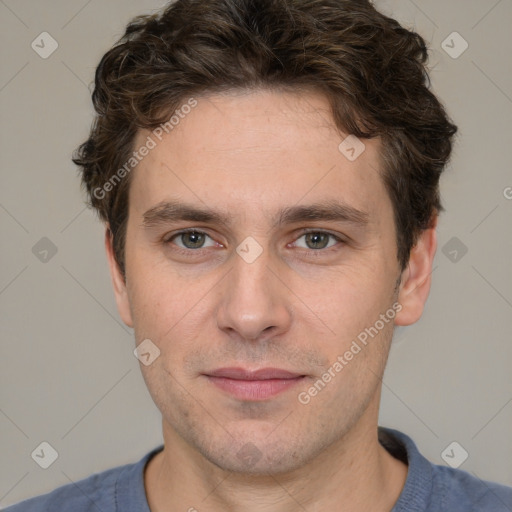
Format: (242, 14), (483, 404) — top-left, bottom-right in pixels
(379, 427), (512, 512)
(3, 446), (162, 512)
(3, 466), (121, 512)
(432, 464), (512, 511)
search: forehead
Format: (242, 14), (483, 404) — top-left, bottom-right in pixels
(128, 88), (390, 224)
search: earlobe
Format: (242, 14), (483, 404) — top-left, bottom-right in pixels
(394, 218), (438, 326)
(104, 225), (134, 328)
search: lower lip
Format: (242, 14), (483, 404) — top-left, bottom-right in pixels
(206, 376), (305, 400)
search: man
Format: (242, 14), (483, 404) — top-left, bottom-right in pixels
(6, 0), (511, 510)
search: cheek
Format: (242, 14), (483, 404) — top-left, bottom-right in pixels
(139, 359), (198, 435)
(127, 269), (218, 381)
(125, 241), (192, 332)
(129, 280), (194, 343)
(296, 265), (393, 343)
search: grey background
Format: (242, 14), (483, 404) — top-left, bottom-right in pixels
(1, 0), (511, 507)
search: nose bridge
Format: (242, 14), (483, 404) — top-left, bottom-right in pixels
(216, 240), (291, 340)
(232, 246), (273, 299)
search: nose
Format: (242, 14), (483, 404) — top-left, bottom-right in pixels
(215, 246), (293, 342)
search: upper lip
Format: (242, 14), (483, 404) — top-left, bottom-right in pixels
(205, 367), (305, 380)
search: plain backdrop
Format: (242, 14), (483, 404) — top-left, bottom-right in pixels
(1, 0), (511, 507)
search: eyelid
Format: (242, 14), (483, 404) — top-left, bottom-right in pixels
(295, 228), (343, 238)
(291, 229), (345, 249)
(164, 227), (208, 239)
(163, 228), (346, 252)
(164, 228), (217, 246)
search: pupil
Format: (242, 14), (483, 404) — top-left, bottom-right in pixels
(184, 232), (204, 248)
(306, 233), (328, 249)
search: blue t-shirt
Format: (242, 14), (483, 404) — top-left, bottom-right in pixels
(4, 427), (512, 511)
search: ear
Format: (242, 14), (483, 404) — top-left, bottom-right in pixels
(104, 225), (134, 328)
(394, 216), (438, 326)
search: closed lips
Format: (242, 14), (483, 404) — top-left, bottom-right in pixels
(205, 367), (305, 380)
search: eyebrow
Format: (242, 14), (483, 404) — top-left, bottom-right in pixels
(142, 199), (370, 230)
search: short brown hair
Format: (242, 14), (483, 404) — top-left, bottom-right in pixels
(73, 0), (457, 278)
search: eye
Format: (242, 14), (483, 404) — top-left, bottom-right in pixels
(293, 230), (342, 250)
(166, 230), (217, 250)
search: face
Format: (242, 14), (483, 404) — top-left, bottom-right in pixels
(107, 88), (435, 474)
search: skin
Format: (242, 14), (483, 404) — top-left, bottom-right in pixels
(105, 88), (437, 511)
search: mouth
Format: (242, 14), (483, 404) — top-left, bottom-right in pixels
(203, 367), (307, 401)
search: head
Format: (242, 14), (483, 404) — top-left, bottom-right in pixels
(73, 0), (457, 474)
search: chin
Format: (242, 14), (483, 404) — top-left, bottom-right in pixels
(195, 430), (314, 475)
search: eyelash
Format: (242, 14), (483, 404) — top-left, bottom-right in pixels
(163, 228), (345, 256)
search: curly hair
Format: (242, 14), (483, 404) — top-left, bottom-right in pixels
(73, 0), (457, 279)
